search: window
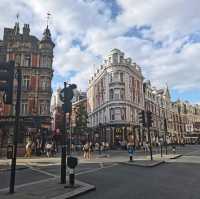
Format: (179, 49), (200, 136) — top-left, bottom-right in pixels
(109, 73), (113, 82)
(24, 54), (31, 67)
(121, 108), (126, 120)
(120, 72), (124, 82)
(109, 89), (114, 100)
(115, 108), (121, 120)
(113, 53), (118, 64)
(114, 72), (119, 81)
(120, 56), (123, 63)
(39, 103), (47, 115)
(22, 75), (30, 89)
(114, 88), (120, 100)
(21, 103), (28, 115)
(40, 77), (49, 91)
(15, 54), (21, 66)
(41, 56), (51, 67)
(110, 108), (115, 120)
(120, 88), (125, 100)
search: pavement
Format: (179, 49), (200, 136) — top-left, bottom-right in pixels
(0, 151), (182, 169)
(0, 177), (95, 199)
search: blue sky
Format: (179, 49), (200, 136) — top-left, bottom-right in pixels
(0, 0), (200, 104)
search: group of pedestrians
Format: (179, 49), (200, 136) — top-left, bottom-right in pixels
(24, 139), (57, 158)
(82, 142), (110, 160)
(83, 142), (93, 160)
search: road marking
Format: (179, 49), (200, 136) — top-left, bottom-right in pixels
(0, 163), (118, 193)
(0, 177), (57, 192)
(76, 163), (118, 176)
(27, 165), (59, 178)
(99, 162), (104, 168)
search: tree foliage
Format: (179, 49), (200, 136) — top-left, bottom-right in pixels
(75, 102), (88, 133)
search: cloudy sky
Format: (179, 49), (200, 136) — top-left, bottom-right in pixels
(0, 0), (199, 104)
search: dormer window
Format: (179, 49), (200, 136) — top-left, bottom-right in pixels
(113, 53), (118, 64)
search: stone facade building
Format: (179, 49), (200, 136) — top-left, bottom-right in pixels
(87, 49), (144, 146)
(143, 80), (200, 144)
(0, 22), (54, 146)
(87, 49), (200, 146)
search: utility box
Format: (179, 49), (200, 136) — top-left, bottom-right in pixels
(67, 156), (78, 169)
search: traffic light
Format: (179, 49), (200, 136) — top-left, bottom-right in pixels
(138, 110), (145, 126)
(60, 82), (77, 113)
(147, 111), (153, 127)
(0, 61), (15, 104)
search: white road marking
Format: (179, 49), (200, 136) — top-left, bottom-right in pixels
(76, 163), (118, 176)
(0, 177), (57, 192)
(0, 163), (118, 192)
(27, 165), (59, 178)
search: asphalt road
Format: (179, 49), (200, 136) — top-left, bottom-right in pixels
(75, 145), (200, 199)
(1, 144), (200, 198)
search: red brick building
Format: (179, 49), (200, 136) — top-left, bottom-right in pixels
(0, 22), (54, 148)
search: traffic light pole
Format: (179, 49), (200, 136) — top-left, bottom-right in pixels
(9, 68), (21, 194)
(67, 113), (71, 156)
(164, 117), (168, 155)
(61, 83), (67, 184)
(147, 125), (153, 161)
(147, 111), (153, 161)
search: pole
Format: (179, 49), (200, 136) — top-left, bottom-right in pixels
(9, 68), (21, 194)
(61, 82), (67, 184)
(147, 125), (153, 160)
(164, 117), (168, 155)
(67, 113), (71, 156)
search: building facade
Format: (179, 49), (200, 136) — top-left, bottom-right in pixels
(87, 49), (200, 146)
(0, 22), (54, 147)
(87, 49), (144, 146)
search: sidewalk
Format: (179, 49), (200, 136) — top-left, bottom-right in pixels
(0, 152), (182, 169)
(0, 177), (95, 199)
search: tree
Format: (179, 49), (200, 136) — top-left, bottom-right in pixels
(74, 102), (88, 135)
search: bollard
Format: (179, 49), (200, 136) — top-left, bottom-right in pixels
(129, 155), (133, 162)
(67, 156), (78, 188)
(69, 169), (75, 187)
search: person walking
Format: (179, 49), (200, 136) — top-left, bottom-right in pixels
(45, 141), (53, 158)
(88, 142), (93, 160)
(25, 141), (32, 158)
(83, 143), (89, 160)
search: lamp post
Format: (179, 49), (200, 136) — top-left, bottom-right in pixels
(59, 82), (77, 184)
(99, 123), (102, 154)
(9, 68), (21, 194)
(164, 114), (168, 155)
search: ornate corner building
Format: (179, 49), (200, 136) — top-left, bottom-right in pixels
(87, 49), (200, 147)
(0, 22), (54, 147)
(87, 49), (144, 146)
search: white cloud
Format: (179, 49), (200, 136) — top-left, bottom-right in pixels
(0, 0), (200, 97)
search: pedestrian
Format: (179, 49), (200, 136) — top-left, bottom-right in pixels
(36, 139), (41, 156)
(45, 141), (53, 158)
(83, 143), (89, 160)
(172, 144), (176, 154)
(127, 142), (134, 161)
(88, 142), (93, 160)
(25, 141), (32, 158)
(144, 142), (149, 156)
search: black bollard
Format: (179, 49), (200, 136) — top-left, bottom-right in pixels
(69, 169), (75, 187)
(129, 155), (133, 162)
